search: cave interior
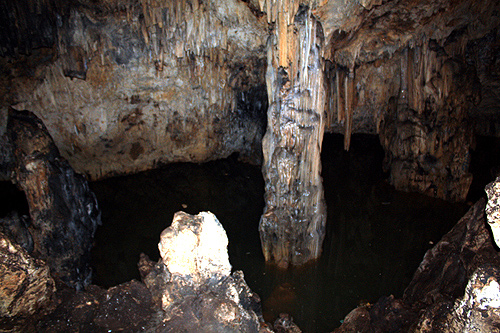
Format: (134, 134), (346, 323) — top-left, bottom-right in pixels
(1, 0), (500, 331)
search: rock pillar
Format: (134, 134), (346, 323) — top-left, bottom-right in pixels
(259, 5), (327, 267)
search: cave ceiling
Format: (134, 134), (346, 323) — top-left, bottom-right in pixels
(0, 0), (499, 179)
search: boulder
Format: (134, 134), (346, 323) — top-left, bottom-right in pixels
(139, 211), (265, 332)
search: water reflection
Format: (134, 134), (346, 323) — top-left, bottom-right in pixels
(89, 134), (469, 332)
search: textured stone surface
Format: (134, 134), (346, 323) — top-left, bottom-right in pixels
(416, 265), (500, 332)
(139, 211), (265, 332)
(0, 231), (55, 319)
(5, 109), (101, 289)
(158, 211), (231, 287)
(486, 176), (500, 247)
(0, 211), (33, 254)
(0, 0), (268, 180)
(36, 280), (155, 332)
(1, 0), (500, 271)
(260, 6), (327, 268)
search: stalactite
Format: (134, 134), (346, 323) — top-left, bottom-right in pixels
(379, 43), (475, 202)
(336, 66), (345, 123)
(344, 67), (355, 151)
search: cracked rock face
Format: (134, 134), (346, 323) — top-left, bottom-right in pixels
(139, 211), (264, 332)
(4, 109), (101, 290)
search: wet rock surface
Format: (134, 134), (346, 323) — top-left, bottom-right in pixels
(335, 197), (500, 332)
(139, 211), (266, 332)
(3, 109), (101, 289)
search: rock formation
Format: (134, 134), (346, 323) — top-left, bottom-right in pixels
(139, 211), (266, 332)
(0, 0), (268, 180)
(0, 231), (55, 321)
(260, 5), (327, 267)
(335, 192), (500, 332)
(486, 176), (500, 247)
(1, 0), (500, 270)
(2, 108), (101, 289)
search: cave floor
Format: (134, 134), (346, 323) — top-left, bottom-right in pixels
(88, 133), (471, 332)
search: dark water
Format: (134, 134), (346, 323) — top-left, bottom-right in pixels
(88, 133), (470, 332)
(2, 134), (498, 332)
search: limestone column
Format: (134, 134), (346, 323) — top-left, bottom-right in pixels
(259, 5), (327, 268)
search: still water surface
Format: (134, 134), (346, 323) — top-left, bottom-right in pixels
(89, 133), (470, 332)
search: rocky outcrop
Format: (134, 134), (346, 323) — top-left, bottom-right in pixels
(139, 211), (266, 332)
(4, 109), (101, 289)
(0, 231), (55, 321)
(335, 196), (500, 332)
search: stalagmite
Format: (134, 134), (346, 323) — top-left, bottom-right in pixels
(260, 5), (327, 268)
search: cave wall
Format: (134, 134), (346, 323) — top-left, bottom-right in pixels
(1, 0), (500, 181)
(0, 0), (268, 180)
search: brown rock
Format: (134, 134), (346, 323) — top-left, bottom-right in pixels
(0, 231), (55, 319)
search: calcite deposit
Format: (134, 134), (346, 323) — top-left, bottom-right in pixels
(1, 0), (268, 180)
(2, 0), (500, 271)
(139, 211), (266, 332)
(260, 5), (327, 267)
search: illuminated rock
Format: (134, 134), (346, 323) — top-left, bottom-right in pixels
(486, 176), (500, 247)
(139, 211), (264, 332)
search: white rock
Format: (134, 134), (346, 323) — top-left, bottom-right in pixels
(158, 211), (231, 285)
